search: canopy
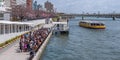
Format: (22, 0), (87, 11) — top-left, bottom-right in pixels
(0, 20), (32, 25)
(43, 24), (54, 28)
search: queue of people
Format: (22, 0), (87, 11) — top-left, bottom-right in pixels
(19, 28), (51, 58)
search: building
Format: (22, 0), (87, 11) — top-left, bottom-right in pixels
(33, 1), (37, 10)
(32, 0), (34, 10)
(0, 0), (4, 20)
(0, 0), (34, 21)
(37, 4), (42, 10)
(16, 0), (26, 5)
(0, 0), (12, 20)
(0, 0), (17, 21)
(44, 1), (54, 12)
(33, 0), (43, 10)
(4, 0), (16, 7)
(26, 0), (32, 10)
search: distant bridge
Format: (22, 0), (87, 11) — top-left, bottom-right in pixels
(60, 13), (120, 20)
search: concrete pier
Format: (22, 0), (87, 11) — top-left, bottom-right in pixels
(0, 26), (53, 60)
(0, 19), (53, 60)
(0, 18), (57, 60)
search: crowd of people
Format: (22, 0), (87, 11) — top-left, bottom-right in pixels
(19, 28), (51, 57)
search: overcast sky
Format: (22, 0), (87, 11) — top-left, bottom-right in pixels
(36, 0), (120, 14)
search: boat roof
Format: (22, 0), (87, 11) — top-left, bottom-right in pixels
(53, 22), (68, 25)
(80, 20), (104, 24)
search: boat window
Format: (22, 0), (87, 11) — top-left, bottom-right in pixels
(91, 23), (94, 26)
(82, 22), (86, 23)
(101, 24), (104, 26)
(93, 23), (96, 26)
(96, 24), (100, 26)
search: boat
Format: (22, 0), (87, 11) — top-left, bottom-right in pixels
(53, 22), (69, 34)
(79, 20), (106, 29)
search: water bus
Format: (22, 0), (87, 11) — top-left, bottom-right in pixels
(79, 20), (106, 29)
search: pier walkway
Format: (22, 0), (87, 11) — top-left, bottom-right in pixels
(0, 40), (29, 60)
(0, 18), (69, 60)
(0, 19), (47, 60)
(0, 23), (54, 60)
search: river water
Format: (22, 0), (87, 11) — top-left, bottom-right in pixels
(41, 17), (120, 60)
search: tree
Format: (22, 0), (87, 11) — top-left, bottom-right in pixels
(11, 5), (26, 21)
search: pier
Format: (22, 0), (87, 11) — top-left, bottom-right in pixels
(0, 19), (54, 60)
(0, 18), (69, 60)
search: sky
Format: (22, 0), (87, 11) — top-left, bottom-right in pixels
(36, 0), (120, 14)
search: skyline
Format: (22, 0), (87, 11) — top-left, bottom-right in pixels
(36, 0), (120, 14)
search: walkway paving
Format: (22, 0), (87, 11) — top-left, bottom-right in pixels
(0, 40), (29, 60)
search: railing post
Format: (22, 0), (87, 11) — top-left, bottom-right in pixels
(11, 24), (13, 33)
(0, 24), (1, 34)
(4, 24), (6, 34)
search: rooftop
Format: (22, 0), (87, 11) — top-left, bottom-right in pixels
(0, 20), (32, 25)
(80, 20), (105, 24)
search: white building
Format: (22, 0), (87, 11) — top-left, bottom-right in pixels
(0, 0), (13, 21)
(0, 1), (4, 20)
(0, 20), (32, 34)
(0, 1), (11, 21)
(0, 0), (25, 21)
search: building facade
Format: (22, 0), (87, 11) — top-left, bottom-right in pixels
(4, 0), (16, 7)
(26, 0), (32, 10)
(0, 1), (4, 20)
(0, 0), (12, 20)
(44, 1), (54, 12)
(33, 1), (37, 10)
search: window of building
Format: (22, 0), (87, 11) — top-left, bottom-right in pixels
(0, 13), (3, 17)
